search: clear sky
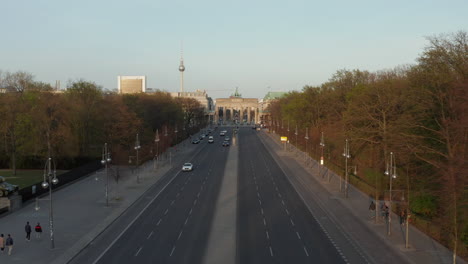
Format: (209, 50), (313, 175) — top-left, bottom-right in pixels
(1, 0), (467, 99)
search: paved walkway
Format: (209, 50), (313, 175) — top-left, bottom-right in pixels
(0, 139), (196, 264)
(259, 130), (466, 264)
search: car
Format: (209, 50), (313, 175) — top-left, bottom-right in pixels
(225, 136), (230, 141)
(192, 139), (200, 144)
(222, 141), (230, 147)
(208, 136), (214, 143)
(220, 131), (225, 136)
(182, 163), (193, 171)
(0, 176), (19, 197)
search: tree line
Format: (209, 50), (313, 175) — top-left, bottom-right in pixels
(268, 31), (467, 259)
(0, 76), (207, 172)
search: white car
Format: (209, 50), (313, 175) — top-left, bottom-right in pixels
(182, 163), (193, 172)
(208, 136), (214, 143)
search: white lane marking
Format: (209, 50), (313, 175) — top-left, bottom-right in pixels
(147, 231), (153, 239)
(258, 199), (262, 205)
(260, 208), (264, 215)
(93, 161), (187, 264)
(171, 200), (175, 206)
(164, 209), (169, 215)
(135, 247), (142, 256)
(184, 218), (189, 225)
(194, 199), (198, 205)
(257, 192), (260, 198)
(290, 219), (295, 226)
(266, 231), (270, 239)
(285, 209), (290, 215)
(278, 193), (282, 198)
(275, 186), (279, 191)
(296, 231), (301, 239)
(176, 192), (180, 197)
(170, 246), (176, 256)
(189, 208), (193, 215)
(177, 230), (183, 240)
(303, 246), (309, 257)
(157, 219), (162, 226)
(269, 246), (274, 256)
(197, 192), (201, 197)
(263, 218), (267, 226)
(181, 186), (185, 191)
(256, 185), (259, 191)
(281, 200), (285, 205)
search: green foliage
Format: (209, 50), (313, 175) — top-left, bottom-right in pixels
(410, 193), (438, 218)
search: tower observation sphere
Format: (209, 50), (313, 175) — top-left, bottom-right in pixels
(179, 63), (185, 72)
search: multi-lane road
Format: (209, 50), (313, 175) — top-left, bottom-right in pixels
(70, 127), (367, 264)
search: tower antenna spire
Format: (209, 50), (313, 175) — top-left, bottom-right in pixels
(179, 41), (185, 95)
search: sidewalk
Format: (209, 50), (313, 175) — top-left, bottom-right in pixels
(259, 130), (466, 264)
(0, 139), (196, 264)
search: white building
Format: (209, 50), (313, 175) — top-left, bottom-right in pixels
(117, 76), (146, 94)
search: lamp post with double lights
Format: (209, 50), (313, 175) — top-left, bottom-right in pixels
(342, 139), (351, 198)
(134, 133), (141, 183)
(154, 129), (160, 170)
(384, 151), (397, 236)
(304, 127), (310, 164)
(294, 124), (298, 151)
(101, 143), (111, 207)
(36, 157), (59, 249)
(319, 132), (325, 179)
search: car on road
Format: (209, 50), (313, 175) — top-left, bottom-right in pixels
(222, 141), (230, 147)
(0, 176), (19, 197)
(225, 136), (230, 141)
(219, 131), (225, 136)
(192, 139), (200, 144)
(208, 136), (214, 143)
(182, 163), (193, 171)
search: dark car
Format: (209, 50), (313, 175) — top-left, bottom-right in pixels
(0, 176), (19, 197)
(192, 139), (200, 144)
(222, 141), (230, 147)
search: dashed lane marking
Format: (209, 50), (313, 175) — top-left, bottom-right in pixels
(189, 208), (193, 215)
(290, 219), (295, 226)
(269, 246), (274, 257)
(261, 208), (264, 215)
(170, 246), (176, 257)
(184, 218), (189, 225)
(296, 231), (301, 239)
(281, 200), (285, 205)
(156, 219), (162, 226)
(177, 230), (183, 240)
(303, 246), (309, 257)
(135, 247), (142, 256)
(285, 209), (290, 215)
(164, 209), (169, 215)
(266, 231), (270, 240)
(170, 200), (175, 206)
(263, 218), (267, 226)
(147, 231), (153, 239)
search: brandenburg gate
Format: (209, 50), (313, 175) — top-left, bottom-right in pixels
(214, 97), (260, 124)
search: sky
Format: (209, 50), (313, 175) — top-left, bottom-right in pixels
(1, 0), (467, 99)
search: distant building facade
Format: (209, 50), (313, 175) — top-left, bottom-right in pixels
(260, 91), (288, 125)
(118, 76), (146, 94)
(170, 89), (214, 113)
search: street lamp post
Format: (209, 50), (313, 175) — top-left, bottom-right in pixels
(294, 124), (298, 152)
(154, 129), (160, 170)
(304, 127), (309, 164)
(174, 125), (178, 151)
(320, 132), (325, 179)
(384, 152), (397, 236)
(134, 133), (141, 183)
(40, 157), (59, 249)
(101, 143), (111, 207)
(342, 139), (351, 197)
(287, 120), (290, 151)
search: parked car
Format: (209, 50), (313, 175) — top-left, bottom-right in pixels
(0, 176), (19, 197)
(182, 163), (193, 171)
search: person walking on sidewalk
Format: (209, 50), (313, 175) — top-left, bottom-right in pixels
(399, 210), (407, 226)
(0, 234), (5, 253)
(35, 223), (42, 239)
(5, 234), (13, 256)
(369, 201), (376, 218)
(25, 221), (32, 241)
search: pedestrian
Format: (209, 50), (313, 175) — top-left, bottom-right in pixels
(5, 234), (13, 256)
(0, 234), (5, 253)
(369, 201), (376, 218)
(400, 210), (407, 226)
(35, 223), (42, 239)
(25, 221), (32, 241)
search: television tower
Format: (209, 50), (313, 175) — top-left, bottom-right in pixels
(179, 45), (185, 95)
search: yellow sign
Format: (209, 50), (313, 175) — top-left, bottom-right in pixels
(281, 137), (288, 142)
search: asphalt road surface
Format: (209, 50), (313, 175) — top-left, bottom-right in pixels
(237, 128), (346, 264)
(71, 127), (366, 264)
